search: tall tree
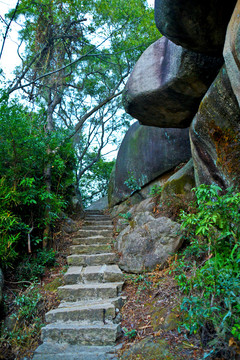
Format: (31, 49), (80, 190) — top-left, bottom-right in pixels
(3, 0), (159, 212)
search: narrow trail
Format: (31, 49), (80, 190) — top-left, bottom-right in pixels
(33, 210), (124, 360)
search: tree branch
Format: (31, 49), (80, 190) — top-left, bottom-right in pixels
(0, 0), (20, 59)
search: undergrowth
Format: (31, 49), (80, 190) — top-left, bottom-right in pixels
(0, 248), (59, 359)
(172, 184), (240, 359)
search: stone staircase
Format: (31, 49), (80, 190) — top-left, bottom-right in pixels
(33, 210), (124, 360)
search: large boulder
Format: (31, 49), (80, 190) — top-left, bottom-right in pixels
(224, 0), (240, 107)
(155, 0), (236, 55)
(123, 37), (222, 128)
(116, 212), (182, 273)
(190, 65), (240, 189)
(108, 121), (191, 207)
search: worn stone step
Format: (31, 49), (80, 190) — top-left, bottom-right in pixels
(45, 301), (116, 324)
(77, 229), (113, 237)
(82, 225), (114, 231)
(82, 265), (123, 283)
(85, 216), (111, 221)
(70, 244), (112, 255)
(64, 266), (83, 284)
(64, 265), (123, 285)
(58, 296), (126, 310)
(85, 210), (104, 215)
(41, 322), (121, 346)
(58, 282), (124, 302)
(33, 343), (119, 360)
(67, 253), (118, 266)
(72, 236), (113, 246)
(84, 220), (113, 226)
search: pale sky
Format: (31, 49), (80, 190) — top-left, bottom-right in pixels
(0, 0), (155, 78)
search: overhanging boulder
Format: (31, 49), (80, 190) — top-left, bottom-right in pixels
(155, 0), (236, 55)
(123, 37), (222, 128)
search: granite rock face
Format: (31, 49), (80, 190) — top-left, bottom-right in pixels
(116, 212), (182, 273)
(123, 37), (222, 128)
(108, 121), (191, 207)
(161, 159), (195, 201)
(190, 66), (240, 188)
(155, 0), (236, 55)
(224, 0), (240, 107)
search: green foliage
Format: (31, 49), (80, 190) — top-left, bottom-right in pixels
(3, 0), (160, 210)
(0, 209), (20, 269)
(124, 172), (141, 194)
(80, 155), (115, 207)
(16, 249), (56, 282)
(0, 99), (74, 266)
(123, 327), (138, 339)
(125, 273), (152, 295)
(119, 212), (132, 221)
(13, 284), (42, 321)
(174, 184), (240, 357)
(35, 248), (56, 267)
(0, 284), (44, 355)
(149, 184), (162, 196)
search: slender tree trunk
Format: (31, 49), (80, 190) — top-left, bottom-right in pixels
(43, 91), (61, 248)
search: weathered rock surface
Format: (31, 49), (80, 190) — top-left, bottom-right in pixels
(161, 159), (195, 201)
(120, 336), (173, 360)
(108, 121), (191, 207)
(155, 0), (236, 55)
(190, 65), (240, 188)
(116, 212), (182, 273)
(123, 37), (222, 128)
(87, 196), (108, 211)
(224, 0), (240, 107)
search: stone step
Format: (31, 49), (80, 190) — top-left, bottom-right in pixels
(67, 253), (118, 267)
(64, 265), (123, 284)
(82, 265), (123, 283)
(77, 229), (113, 237)
(58, 296), (126, 310)
(85, 210), (104, 215)
(82, 225), (114, 231)
(85, 216), (111, 221)
(45, 301), (116, 324)
(33, 343), (118, 360)
(41, 322), (121, 346)
(70, 244), (112, 255)
(72, 236), (113, 246)
(58, 282), (124, 302)
(84, 220), (113, 226)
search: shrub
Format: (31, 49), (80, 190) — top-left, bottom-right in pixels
(124, 172), (141, 193)
(0, 99), (75, 266)
(16, 249), (56, 282)
(175, 184), (240, 358)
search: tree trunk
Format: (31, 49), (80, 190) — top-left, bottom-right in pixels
(43, 91), (61, 248)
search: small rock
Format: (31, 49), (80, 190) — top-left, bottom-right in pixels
(120, 336), (173, 359)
